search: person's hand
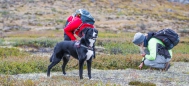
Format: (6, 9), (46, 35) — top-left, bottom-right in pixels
(141, 53), (146, 57)
(138, 62), (144, 69)
(72, 40), (77, 42)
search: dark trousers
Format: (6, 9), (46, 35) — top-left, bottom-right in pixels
(64, 33), (71, 41)
(64, 21), (71, 41)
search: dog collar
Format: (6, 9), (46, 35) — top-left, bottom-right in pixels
(74, 41), (93, 50)
(80, 44), (93, 51)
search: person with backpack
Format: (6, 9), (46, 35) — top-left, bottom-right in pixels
(132, 30), (175, 71)
(63, 9), (95, 41)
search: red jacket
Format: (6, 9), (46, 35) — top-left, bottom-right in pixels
(67, 16), (74, 24)
(64, 16), (94, 41)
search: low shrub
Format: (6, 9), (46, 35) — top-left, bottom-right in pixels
(0, 58), (48, 74)
(12, 38), (59, 48)
(0, 47), (28, 58)
(92, 54), (148, 70)
(0, 53), (147, 75)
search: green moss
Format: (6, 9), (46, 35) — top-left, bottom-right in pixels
(0, 38), (4, 45)
(51, 8), (56, 12)
(129, 81), (156, 86)
(138, 82), (156, 86)
(129, 81), (141, 85)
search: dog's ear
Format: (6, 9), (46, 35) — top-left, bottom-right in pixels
(80, 28), (90, 37)
(81, 28), (90, 35)
(94, 28), (98, 34)
(78, 28), (89, 39)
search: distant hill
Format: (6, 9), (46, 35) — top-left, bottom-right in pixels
(0, 0), (189, 33)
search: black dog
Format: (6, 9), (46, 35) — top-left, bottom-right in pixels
(47, 28), (98, 79)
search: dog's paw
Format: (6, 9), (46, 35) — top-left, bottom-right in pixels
(47, 75), (51, 78)
(89, 78), (96, 80)
(63, 74), (67, 76)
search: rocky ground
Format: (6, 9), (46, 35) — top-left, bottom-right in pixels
(11, 62), (189, 86)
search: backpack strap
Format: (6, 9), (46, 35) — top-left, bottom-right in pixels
(74, 23), (83, 34)
(144, 32), (155, 47)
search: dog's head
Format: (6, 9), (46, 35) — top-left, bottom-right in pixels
(82, 28), (98, 39)
(81, 28), (98, 46)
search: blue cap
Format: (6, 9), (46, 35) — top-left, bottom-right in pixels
(132, 32), (145, 45)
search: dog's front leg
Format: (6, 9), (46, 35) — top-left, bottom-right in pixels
(93, 45), (96, 59)
(87, 59), (92, 79)
(79, 59), (85, 79)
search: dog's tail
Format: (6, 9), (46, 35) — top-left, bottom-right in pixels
(50, 43), (58, 62)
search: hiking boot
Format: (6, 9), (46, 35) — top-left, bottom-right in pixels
(164, 63), (171, 71)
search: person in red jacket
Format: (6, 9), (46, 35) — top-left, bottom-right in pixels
(63, 9), (95, 41)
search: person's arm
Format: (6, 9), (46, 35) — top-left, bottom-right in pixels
(145, 38), (157, 60)
(138, 54), (146, 69)
(64, 16), (73, 27)
(64, 18), (82, 41)
(138, 62), (144, 69)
